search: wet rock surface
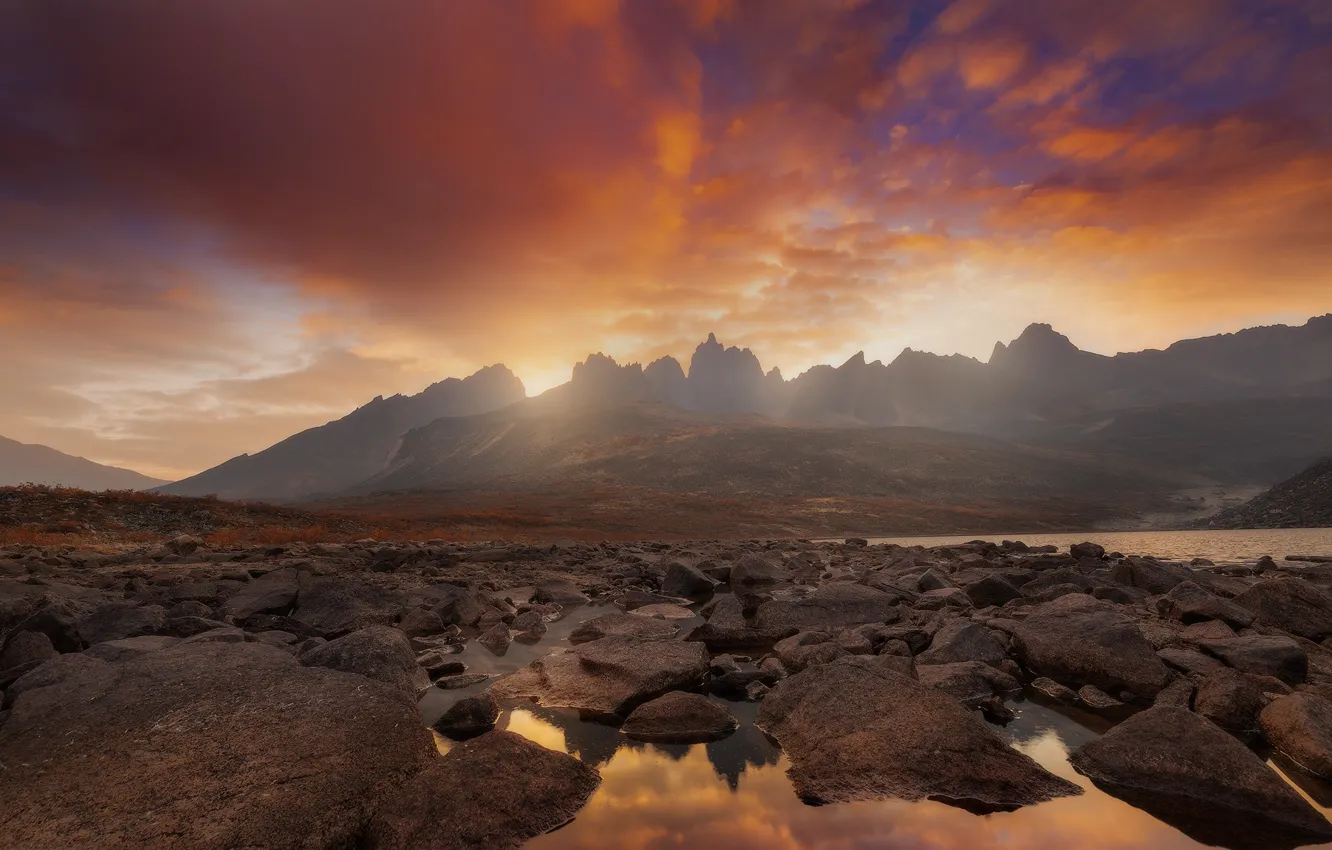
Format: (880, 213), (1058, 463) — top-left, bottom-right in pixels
(1014, 594), (1171, 698)
(1070, 707), (1332, 849)
(621, 691), (739, 743)
(757, 662), (1080, 808)
(488, 636), (710, 718)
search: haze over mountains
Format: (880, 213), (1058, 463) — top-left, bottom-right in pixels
(159, 316), (1332, 521)
(0, 436), (167, 491)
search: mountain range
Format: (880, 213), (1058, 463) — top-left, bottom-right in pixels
(155, 314), (1332, 527)
(0, 436), (167, 491)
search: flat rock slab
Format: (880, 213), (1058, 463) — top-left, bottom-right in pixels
(756, 662), (1080, 810)
(754, 584), (900, 632)
(1014, 594), (1171, 698)
(488, 636), (709, 719)
(569, 612), (679, 644)
(222, 567), (299, 619)
(368, 730), (600, 850)
(0, 642), (435, 849)
(1070, 707), (1332, 850)
(621, 691), (738, 743)
(291, 575), (407, 638)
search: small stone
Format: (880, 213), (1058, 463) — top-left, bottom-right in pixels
(433, 693), (500, 740)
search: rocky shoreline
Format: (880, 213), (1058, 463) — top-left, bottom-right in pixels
(5, 535), (1332, 848)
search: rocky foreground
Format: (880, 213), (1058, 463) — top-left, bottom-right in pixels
(5, 536), (1332, 848)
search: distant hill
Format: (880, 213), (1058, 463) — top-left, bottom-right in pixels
(0, 436), (167, 490)
(357, 399), (1191, 511)
(159, 365), (525, 501)
(1206, 457), (1332, 529)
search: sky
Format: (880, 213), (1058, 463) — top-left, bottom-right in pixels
(2, 0), (1330, 480)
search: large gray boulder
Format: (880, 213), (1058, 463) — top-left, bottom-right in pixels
(222, 567), (299, 619)
(1070, 707), (1332, 850)
(916, 660), (1019, 705)
(76, 602), (167, 646)
(568, 612), (679, 645)
(291, 575), (406, 638)
(1261, 692), (1332, 778)
(753, 584), (899, 632)
(0, 642), (435, 848)
(659, 561), (717, 597)
(532, 579), (588, 607)
(1156, 581), (1255, 629)
(367, 731), (600, 850)
(621, 691), (738, 743)
(729, 553), (787, 586)
(488, 637), (709, 719)
(299, 625), (429, 695)
(755, 662), (1079, 809)
(1013, 595), (1171, 698)
(1234, 577), (1332, 640)
(1199, 635), (1307, 685)
(1110, 557), (1192, 594)
(916, 619), (1007, 668)
(0, 629), (57, 672)
(685, 596), (792, 649)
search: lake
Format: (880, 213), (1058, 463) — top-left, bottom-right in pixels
(418, 528), (1332, 850)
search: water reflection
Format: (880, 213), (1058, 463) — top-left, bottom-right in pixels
(866, 528), (1332, 564)
(417, 538), (1332, 850)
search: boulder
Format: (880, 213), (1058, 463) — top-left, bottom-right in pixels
(488, 637), (709, 719)
(1195, 669), (1265, 733)
(660, 561), (717, 597)
(1070, 707), (1332, 850)
(397, 607), (448, 638)
(1234, 578), (1332, 641)
(729, 553), (787, 585)
(0, 629), (57, 671)
(4, 600), (86, 653)
(621, 691), (738, 743)
(221, 567), (299, 619)
(964, 575), (1024, 608)
(416, 649), (466, 677)
(477, 623), (512, 656)
(1110, 557), (1191, 595)
(1031, 676), (1078, 703)
(1261, 692), (1332, 778)
(532, 579), (589, 607)
(1156, 581), (1255, 629)
(291, 576), (406, 638)
(1153, 678), (1195, 709)
(916, 660), (1019, 705)
(426, 584), (486, 627)
(685, 596), (792, 649)
(432, 692), (500, 740)
(753, 584), (899, 633)
(1200, 635), (1307, 685)
(76, 603), (167, 646)
(0, 642), (434, 849)
(4, 652), (111, 708)
(915, 619), (1007, 668)
(569, 612), (679, 645)
(756, 663), (1080, 809)
(299, 625), (429, 695)
(1070, 542), (1105, 559)
(1013, 595), (1171, 698)
(773, 632), (848, 673)
(367, 731), (600, 850)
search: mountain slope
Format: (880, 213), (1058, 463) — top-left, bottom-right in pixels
(1206, 457), (1332, 529)
(160, 365), (525, 501)
(356, 400), (1192, 511)
(0, 436), (167, 490)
